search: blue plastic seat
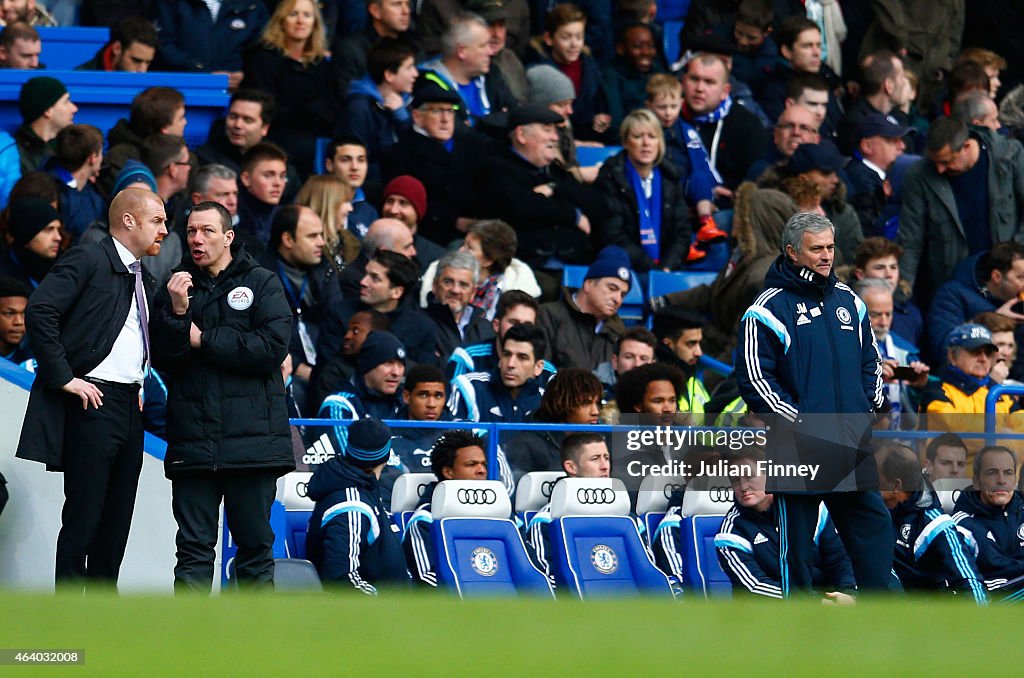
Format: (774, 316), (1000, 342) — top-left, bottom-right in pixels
(576, 145), (622, 167)
(646, 270), (718, 329)
(429, 481), (554, 598)
(678, 477), (734, 597)
(562, 265), (644, 324)
(314, 136), (331, 175)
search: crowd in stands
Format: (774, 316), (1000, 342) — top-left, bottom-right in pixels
(3, 0), (1024, 599)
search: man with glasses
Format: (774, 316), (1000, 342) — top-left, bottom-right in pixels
(745, 104), (820, 182)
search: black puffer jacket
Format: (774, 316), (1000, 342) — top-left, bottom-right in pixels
(596, 151), (692, 272)
(151, 248), (295, 478)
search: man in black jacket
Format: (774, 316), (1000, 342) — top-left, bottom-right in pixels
(152, 201), (294, 592)
(426, 250), (495, 365)
(16, 188), (167, 589)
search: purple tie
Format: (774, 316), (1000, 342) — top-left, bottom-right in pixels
(129, 261), (150, 365)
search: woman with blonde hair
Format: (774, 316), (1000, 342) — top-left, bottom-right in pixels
(294, 175), (361, 269)
(241, 0), (340, 175)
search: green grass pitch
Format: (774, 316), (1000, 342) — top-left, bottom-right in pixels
(0, 591), (1012, 675)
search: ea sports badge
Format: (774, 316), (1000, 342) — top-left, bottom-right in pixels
(227, 286), (254, 310)
(590, 544), (618, 574)
(470, 547), (498, 576)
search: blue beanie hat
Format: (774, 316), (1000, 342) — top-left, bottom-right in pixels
(344, 417), (393, 468)
(112, 159), (158, 195)
(357, 331), (407, 374)
(584, 245), (633, 290)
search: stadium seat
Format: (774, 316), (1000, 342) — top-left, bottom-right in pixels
(391, 472), (437, 535)
(646, 270), (718, 329)
(636, 474), (686, 545)
(576, 145), (622, 168)
(314, 136), (330, 175)
(272, 558), (323, 592)
(656, 0), (691, 21)
(548, 478), (674, 598)
(562, 265), (644, 324)
(662, 20), (685, 65)
(515, 471), (564, 527)
(430, 480), (554, 598)
(280, 471), (314, 559)
(933, 477), (972, 514)
(679, 477), (733, 597)
(39, 27), (110, 70)
(222, 499), (289, 585)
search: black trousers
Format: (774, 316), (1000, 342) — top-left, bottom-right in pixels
(171, 470), (277, 593)
(776, 491), (894, 596)
(56, 380), (144, 589)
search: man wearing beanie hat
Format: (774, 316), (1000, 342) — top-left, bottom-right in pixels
(525, 64), (597, 182)
(380, 175), (444, 271)
(381, 79), (490, 247)
(319, 331), (407, 438)
(15, 75), (77, 176)
(0, 197), (63, 289)
(306, 417), (410, 592)
(537, 245), (631, 371)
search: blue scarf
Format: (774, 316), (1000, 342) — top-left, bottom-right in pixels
(689, 94), (732, 124)
(626, 159), (662, 263)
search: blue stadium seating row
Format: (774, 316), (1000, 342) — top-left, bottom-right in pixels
(0, 69), (229, 148)
(37, 26), (109, 70)
(561, 266), (719, 327)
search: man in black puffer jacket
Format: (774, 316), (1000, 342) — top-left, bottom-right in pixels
(151, 201), (294, 593)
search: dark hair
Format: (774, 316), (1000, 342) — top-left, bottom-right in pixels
(404, 363), (446, 392)
(0, 21), (39, 49)
(240, 141), (288, 174)
(129, 87), (185, 138)
(230, 88), (276, 124)
(785, 71), (828, 101)
(854, 236), (903, 270)
(979, 242), (1024, 281)
(616, 326), (657, 354)
(368, 37), (417, 84)
(9, 171), (59, 205)
(652, 307), (704, 342)
(924, 432), (966, 462)
(615, 20), (653, 45)
(860, 50), (898, 97)
(112, 15), (157, 49)
(736, 0), (773, 30)
(534, 368), (603, 422)
(561, 432), (606, 465)
(926, 116), (969, 155)
(949, 60), (989, 101)
(431, 430), (486, 479)
(776, 15), (818, 50)
(468, 219), (516, 274)
(190, 200), (232, 232)
(353, 308), (391, 332)
(326, 136), (367, 161)
(501, 322), (547, 363)
(371, 249), (419, 298)
(616, 362), (685, 415)
(615, 0), (655, 22)
(973, 445), (1018, 480)
(545, 3), (586, 34)
(269, 203), (304, 249)
(875, 442), (922, 492)
(55, 124), (103, 171)
(140, 133), (187, 175)
(495, 289), (538, 320)
(0, 275), (31, 298)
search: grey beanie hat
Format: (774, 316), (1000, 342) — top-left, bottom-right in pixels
(526, 64), (575, 107)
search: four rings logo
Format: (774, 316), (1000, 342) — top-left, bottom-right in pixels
(577, 488), (617, 504)
(296, 481), (309, 498)
(457, 488), (497, 505)
(541, 480), (556, 498)
(709, 487), (732, 502)
(662, 483), (685, 500)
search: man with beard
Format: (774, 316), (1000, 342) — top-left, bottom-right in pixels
(652, 307), (711, 417)
(0, 197), (63, 290)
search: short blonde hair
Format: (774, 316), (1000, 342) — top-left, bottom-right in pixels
(261, 0), (328, 63)
(294, 174), (354, 250)
(619, 108), (665, 166)
(646, 73), (682, 101)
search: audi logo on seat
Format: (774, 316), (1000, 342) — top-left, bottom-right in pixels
(296, 481), (309, 498)
(662, 483), (684, 500)
(541, 481), (555, 497)
(710, 487), (732, 502)
(457, 488), (497, 505)
(577, 488), (617, 504)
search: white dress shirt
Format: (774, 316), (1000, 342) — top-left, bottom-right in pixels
(86, 238), (147, 385)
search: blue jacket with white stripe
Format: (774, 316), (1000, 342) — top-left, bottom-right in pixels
(890, 487), (987, 604)
(709, 502), (856, 598)
(305, 455), (410, 593)
(447, 368), (544, 424)
(735, 256), (885, 491)
(953, 489), (1024, 592)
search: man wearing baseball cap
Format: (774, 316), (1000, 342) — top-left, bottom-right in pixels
(786, 140), (862, 264)
(379, 175), (444, 272)
(922, 323), (1016, 443)
(380, 79), (490, 247)
(14, 75), (77, 176)
(306, 417), (410, 593)
(537, 244), (631, 371)
(847, 112), (912, 237)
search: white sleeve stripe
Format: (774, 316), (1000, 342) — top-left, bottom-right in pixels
(743, 316), (799, 420)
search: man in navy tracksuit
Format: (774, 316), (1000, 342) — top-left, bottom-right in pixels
(953, 445), (1024, 602)
(736, 212), (892, 596)
(876, 443), (988, 604)
(306, 417), (410, 593)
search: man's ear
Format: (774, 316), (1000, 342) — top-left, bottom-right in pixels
(110, 41), (123, 61)
(240, 171), (252, 188)
(281, 230), (295, 249)
(223, 228), (235, 247)
(402, 389), (411, 405)
(389, 284), (404, 301)
(532, 359), (544, 378)
(563, 459), (576, 476)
